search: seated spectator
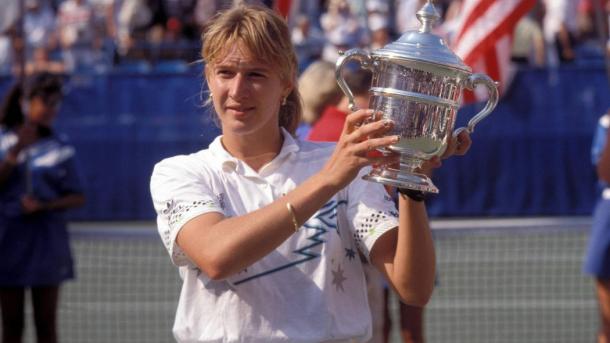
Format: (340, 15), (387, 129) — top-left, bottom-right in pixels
(296, 60), (343, 140)
(511, 13), (546, 67)
(57, 0), (96, 71)
(0, 27), (16, 75)
(395, 0), (427, 34)
(291, 14), (325, 72)
(574, 0), (609, 61)
(116, 0), (153, 58)
(25, 0), (63, 73)
(366, 0), (392, 50)
(320, 0), (368, 63)
(542, 0), (580, 64)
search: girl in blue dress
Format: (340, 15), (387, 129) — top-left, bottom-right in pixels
(0, 73), (85, 343)
(584, 109), (610, 343)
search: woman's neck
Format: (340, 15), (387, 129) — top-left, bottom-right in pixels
(221, 129), (284, 172)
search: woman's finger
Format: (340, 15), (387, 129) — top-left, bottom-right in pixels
(453, 130), (472, 156)
(344, 109), (376, 134)
(353, 135), (400, 156)
(348, 118), (394, 142)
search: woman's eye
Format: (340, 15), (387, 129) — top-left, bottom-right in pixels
(217, 70), (233, 77)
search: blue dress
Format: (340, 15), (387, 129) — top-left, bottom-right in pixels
(0, 127), (84, 286)
(584, 114), (610, 279)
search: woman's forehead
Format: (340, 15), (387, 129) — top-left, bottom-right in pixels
(213, 43), (269, 68)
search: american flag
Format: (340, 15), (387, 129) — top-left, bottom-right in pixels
(450, 0), (537, 101)
(274, 0), (295, 19)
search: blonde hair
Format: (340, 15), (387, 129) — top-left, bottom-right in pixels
(298, 60), (342, 125)
(202, 4), (302, 134)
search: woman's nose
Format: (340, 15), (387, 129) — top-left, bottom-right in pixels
(228, 74), (250, 100)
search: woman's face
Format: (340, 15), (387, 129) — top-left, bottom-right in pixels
(205, 43), (292, 138)
(28, 92), (61, 127)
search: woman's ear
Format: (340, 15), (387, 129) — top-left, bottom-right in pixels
(282, 79), (294, 100)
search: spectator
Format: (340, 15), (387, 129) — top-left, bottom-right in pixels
(24, 0), (63, 73)
(0, 72), (86, 343)
(511, 13), (546, 67)
(395, 0), (426, 34)
(320, 0), (368, 62)
(367, 0), (392, 50)
(291, 14), (325, 72)
(24, 0), (57, 58)
(584, 108), (610, 343)
(542, 0), (581, 64)
(296, 59), (343, 140)
(0, 27), (16, 75)
(116, 0), (153, 57)
(57, 0), (96, 71)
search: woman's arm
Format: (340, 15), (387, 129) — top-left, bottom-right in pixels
(176, 109), (399, 280)
(369, 196), (435, 307)
(21, 193), (85, 214)
(369, 130), (472, 307)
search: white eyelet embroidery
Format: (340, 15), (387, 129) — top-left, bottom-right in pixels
(353, 209), (398, 245)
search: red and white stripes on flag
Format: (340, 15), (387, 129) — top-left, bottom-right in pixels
(450, 0), (536, 101)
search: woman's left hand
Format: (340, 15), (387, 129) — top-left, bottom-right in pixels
(418, 129), (472, 176)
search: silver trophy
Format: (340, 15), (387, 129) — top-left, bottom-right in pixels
(336, 1), (498, 193)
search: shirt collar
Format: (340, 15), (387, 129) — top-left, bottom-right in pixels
(210, 127), (300, 174)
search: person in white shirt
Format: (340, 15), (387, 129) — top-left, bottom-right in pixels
(56, 0), (95, 71)
(149, 4), (472, 342)
(542, 0), (580, 64)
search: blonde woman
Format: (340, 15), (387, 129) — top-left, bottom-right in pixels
(150, 4), (471, 342)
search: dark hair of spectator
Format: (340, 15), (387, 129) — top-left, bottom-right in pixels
(24, 73), (63, 101)
(0, 85), (24, 129)
(0, 73), (63, 129)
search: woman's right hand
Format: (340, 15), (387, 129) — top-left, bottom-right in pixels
(321, 109), (399, 190)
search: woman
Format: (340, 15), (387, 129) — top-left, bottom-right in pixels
(150, 4), (471, 342)
(584, 109), (610, 343)
(0, 73), (85, 343)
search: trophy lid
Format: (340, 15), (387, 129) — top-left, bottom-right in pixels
(375, 1), (470, 73)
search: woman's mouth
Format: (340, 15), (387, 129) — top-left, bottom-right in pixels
(227, 106), (252, 116)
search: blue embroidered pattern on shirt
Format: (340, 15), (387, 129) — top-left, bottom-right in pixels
(233, 199), (347, 285)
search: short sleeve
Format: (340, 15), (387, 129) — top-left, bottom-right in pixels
(150, 156), (225, 266)
(0, 129), (17, 159)
(56, 146), (85, 195)
(346, 168), (399, 260)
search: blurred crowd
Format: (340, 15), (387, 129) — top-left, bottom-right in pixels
(0, 0), (608, 75)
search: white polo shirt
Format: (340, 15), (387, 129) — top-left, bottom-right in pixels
(150, 128), (399, 343)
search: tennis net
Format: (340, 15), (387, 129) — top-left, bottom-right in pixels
(9, 217), (597, 342)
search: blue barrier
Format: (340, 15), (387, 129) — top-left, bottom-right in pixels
(0, 64), (608, 220)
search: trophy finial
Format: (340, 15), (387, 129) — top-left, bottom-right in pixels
(416, 1), (440, 33)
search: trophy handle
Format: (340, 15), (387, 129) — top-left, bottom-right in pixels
(457, 73), (499, 134)
(335, 49), (373, 112)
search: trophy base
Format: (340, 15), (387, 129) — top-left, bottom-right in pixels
(363, 167), (439, 194)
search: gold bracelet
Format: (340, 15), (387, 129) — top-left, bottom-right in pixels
(286, 202), (300, 232)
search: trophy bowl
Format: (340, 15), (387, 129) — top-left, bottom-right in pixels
(336, 1), (498, 193)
